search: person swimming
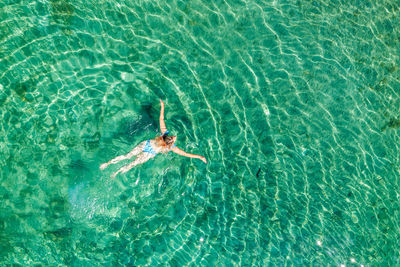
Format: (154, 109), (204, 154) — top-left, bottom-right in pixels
(100, 99), (207, 178)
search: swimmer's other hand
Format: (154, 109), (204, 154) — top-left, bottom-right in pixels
(200, 156), (207, 164)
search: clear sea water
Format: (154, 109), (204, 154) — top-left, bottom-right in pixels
(1, 0), (400, 265)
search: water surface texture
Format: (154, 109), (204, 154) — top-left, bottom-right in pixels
(1, 0), (400, 265)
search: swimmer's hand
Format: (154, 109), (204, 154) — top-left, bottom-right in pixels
(160, 99), (164, 106)
(200, 156), (207, 164)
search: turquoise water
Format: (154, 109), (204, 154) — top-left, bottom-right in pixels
(1, 0), (400, 265)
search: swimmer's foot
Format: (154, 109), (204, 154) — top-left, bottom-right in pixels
(111, 171), (120, 178)
(100, 163), (108, 170)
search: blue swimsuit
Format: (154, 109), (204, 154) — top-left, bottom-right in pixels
(142, 131), (175, 155)
(143, 140), (157, 155)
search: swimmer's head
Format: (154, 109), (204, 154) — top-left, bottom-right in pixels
(164, 135), (176, 146)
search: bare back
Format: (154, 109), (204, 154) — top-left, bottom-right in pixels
(150, 138), (170, 154)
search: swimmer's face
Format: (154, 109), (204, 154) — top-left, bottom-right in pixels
(164, 135), (176, 146)
(171, 136), (177, 143)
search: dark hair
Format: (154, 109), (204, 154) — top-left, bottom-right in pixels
(163, 135), (175, 145)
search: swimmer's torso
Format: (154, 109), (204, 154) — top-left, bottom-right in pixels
(148, 139), (170, 154)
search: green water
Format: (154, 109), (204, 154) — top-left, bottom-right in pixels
(1, 0), (400, 265)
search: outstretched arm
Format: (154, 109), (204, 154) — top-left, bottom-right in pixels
(159, 99), (167, 134)
(171, 146), (207, 163)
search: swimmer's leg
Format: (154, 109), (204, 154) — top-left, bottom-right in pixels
(111, 152), (154, 178)
(100, 141), (146, 170)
